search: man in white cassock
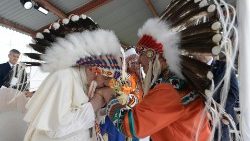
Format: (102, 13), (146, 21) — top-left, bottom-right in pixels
(23, 14), (122, 141)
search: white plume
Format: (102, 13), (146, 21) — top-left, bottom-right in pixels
(42, 29), (122, 72)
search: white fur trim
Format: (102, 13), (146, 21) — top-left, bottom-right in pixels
(43, 29), (50, 33)
(52, 22), (60, 30)
(211, 22), (221, 30)
(125, 48), (137, 58)
(36, 32), (44, 39)
(81, 14), (87, 19)
(41, 29), (122, 72)
(207, 71), (213, 80)
(138, 18), (184, 79)
(199, 0), (208, 7)
(71, 15), (80, 22)
(62, 18), (70, 24)
(212, 34), (222, 43)
(212, 46), (221, 55)
(207, 4), (216, 13)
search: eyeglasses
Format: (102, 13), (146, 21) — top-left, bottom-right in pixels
(136, 46), (156, 59)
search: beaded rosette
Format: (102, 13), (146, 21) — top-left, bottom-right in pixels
(77, 55), (122, 79)
(109, 73), (142, 109)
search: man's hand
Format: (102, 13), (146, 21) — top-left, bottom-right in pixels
(90, 94), (105, 111)
(95, 87), (115, 103)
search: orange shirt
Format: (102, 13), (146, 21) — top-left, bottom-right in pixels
(121, 83), (211, 141)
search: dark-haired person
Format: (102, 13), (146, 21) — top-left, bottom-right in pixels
(0, 49), (20, 88)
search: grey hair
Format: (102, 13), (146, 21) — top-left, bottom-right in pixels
(9, 49), (20, 54)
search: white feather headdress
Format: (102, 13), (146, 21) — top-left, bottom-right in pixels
(42, 29), (122, 72)
(137, 18), (183, 79)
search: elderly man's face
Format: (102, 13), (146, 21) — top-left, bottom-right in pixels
(127, 55), (140, 73)
(85, 67), (111, 88)
(8, 52), (20, 65)
(138, 53), (151, 73)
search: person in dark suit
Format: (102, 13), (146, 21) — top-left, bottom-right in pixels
(0, 49), (20, 88)
(211, 60), (239, 141)
(192, 53), (239, 141)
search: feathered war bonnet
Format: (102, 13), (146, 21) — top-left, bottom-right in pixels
(24, 14), (123, 79)
(136, 1), (240, 139)
(136, 0), (224, 95)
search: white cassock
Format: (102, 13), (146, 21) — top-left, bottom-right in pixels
(0, 88), (29, 141)
(23, 67), (96, 141)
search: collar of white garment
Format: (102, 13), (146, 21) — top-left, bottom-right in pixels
(8, 62), (15, 68)
(207, 58), (213, 66)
